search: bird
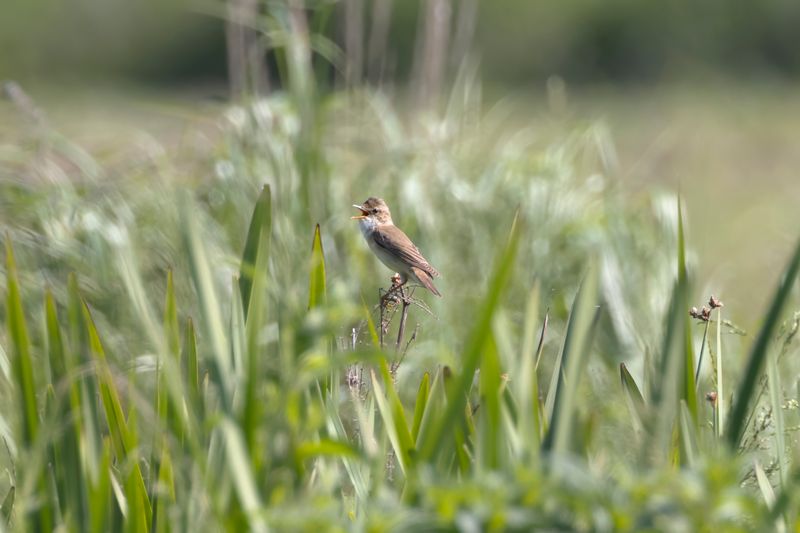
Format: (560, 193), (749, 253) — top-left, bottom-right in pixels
(352, 197), (441, 297)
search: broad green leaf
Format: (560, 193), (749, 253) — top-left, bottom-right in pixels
(239, 185), (272, 317)
(727, 237), (800, 448)
(308, 224), (327, 309)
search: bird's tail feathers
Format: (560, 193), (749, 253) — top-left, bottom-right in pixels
(411, 267), (441, 297)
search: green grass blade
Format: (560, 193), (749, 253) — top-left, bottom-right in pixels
(45, 290), (88, 530)
(180, 196), (232, 408)
(219, 418), (267, 533)
(83, 302), (129, 458)
(542, 265), (600, 455)
(82, 302), (152, 526)
(517, 284), (542, 458)
(767, 348), (787, 488)
(5, 239), (39, 447)
(417, 213), (520, 464)
(90, 443), (112, 533)
(677, 198), (698, 420)
(411, 373), (430, 442)
(477, 332), (502, 470)
(678, 400), (698, 467)
(1, 486), (14, 524)
(308, 224), (327, 309)
(620, 363), (646, 434)
(239, 185), (272, 317)
(183, 318), (201, 417)
(371, 362), (414, 475)
(727, 237), (800, 448)
(715, 308), (725, 437)
(242, 202), (270, 461)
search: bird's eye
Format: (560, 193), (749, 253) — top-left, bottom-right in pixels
(371, 208), (378, 214)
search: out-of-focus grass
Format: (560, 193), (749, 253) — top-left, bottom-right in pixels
(0, 78), (799, 530)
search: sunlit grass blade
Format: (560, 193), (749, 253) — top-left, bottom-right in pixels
(45, 290), (88, 529)
(677, 198), (698, 420)
(517, 284), (542, 459)
(411, 373), (430, 442)
(417, 213), (520, 464)
(620, 363), (646, 435)
(715, 307), (725, 437)
(727, 237), (800, 448)
(477, 332), (502, 470)
(242, 198), (270, 461)
(88, 438), (112, 533)
(180, 196), (232, 408)
(154, 440), (175, 533)
(239, 185), (272, 317)
(1, 485), (14, 524)
(766, 349), (787, 488)
(372, 362), (414, 475)
(542, 265), (600, 455)
(322, 393), (370, 503)
(648, 278), (687, 463)
(183, 318), (201, 417)
(678, 400), (698, 467)
(82, 302), (152, 526)
(5, 239), (39, 448)
(67, 274), (102, 482)
(5, 239), (53, 530)
(308, 223), (327, 309)
(219, 418), (267, 533)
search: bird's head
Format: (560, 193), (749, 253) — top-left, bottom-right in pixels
(352, 197), (393, 225)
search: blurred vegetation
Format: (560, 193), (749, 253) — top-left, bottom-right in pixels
(1, 0), (800, 531)
(4, 0), (800, 85)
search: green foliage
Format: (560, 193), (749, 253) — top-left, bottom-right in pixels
(1, 80), (799, 531)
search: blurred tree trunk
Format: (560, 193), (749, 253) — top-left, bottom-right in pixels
(226, 0), (269, 99)
(450, 0), (478, 70)
(343, 0), (364, 86)
(366, 0), (393, 85)
(414, 0), (452, 109)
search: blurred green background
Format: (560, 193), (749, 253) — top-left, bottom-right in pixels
(2, 1), (800, 529)
(3, 0), (799, 327)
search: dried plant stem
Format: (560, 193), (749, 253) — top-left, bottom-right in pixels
(694, 319), (711, 389)
(395, 286), (410, 352)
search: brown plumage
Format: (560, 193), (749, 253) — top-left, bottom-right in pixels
(352, 197), (441, 297)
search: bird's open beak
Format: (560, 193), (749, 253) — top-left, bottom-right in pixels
(351, 205), (368, 220)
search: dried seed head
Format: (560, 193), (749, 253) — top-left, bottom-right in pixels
(689, 307), (700, 319)
(706, 391), (718, 405)
(701, 306), (712, 321)
(709, 295), (724, 309)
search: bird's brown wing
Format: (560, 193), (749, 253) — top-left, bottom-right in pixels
(372, 225), (440, 277)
